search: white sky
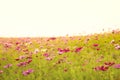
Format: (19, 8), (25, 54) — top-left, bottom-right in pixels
(0, 0), (120, 37)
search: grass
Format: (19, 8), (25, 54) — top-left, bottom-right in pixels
(0, 30), (120, 80)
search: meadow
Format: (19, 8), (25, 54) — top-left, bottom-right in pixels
(0, 30), (120, 80)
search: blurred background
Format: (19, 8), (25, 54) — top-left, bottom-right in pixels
(0, 0), (120, 37)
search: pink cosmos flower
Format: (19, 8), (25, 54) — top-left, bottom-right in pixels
(19, 55), (26, 59)
(46, 57), (52, 61)
(115, 45), (120, 50)
(16, 46), (21, 51)
(4, 64), (12, 68)
(22, 69), (34, 76)
(0, 70), (3, 74)
(113, 64), (120, 69)
(15, 55), (26, 61)
(17, 59), (32, 67)
(94, 66), (109, 71)
(17, 62), (27, 67)
(4, 42), (12, 49)
(33, 48), (39, 54)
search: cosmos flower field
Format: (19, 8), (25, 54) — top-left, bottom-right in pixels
(0, 30), (120, 80)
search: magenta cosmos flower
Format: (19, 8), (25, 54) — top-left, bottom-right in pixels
(43, 53), (49, 57)
(93, 44), (99, 47)
(17, 59), (32, 67)
(75, 47), (83, 53)
(58, 48), (70, 54)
